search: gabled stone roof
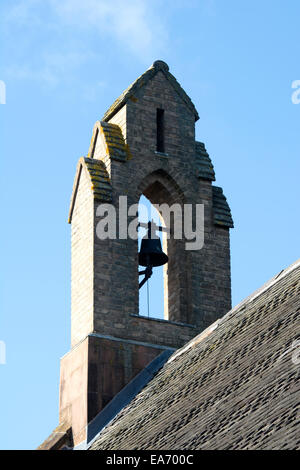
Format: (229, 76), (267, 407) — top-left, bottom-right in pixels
(87, 121), (129, 162)
(195, 141), (215, 181)
(194, 142), (233, 228)
(84, 157), (113, 200)
(102, 60), (199, 122)
(90, 259), (300, 450)
(68, 157), (112, 223)
(212, 185), (234, 228)
(38, 422), (72, 450)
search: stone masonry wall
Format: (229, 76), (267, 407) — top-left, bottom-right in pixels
(59, 334), (171, 446)
(71, 166), (94, 347)
(90, 69), (231, 343)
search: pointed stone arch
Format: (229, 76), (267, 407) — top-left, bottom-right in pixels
(136, 169), (191, 323)
(137, 168), (186, 206)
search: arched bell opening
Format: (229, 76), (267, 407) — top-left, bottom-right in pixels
(138, 195), (166, 320)
(137, 171), (190, 324)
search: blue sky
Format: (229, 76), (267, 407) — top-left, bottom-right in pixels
(0, 0), (299, 450)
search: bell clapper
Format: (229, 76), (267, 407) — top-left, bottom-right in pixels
(138, 264), (153, 289)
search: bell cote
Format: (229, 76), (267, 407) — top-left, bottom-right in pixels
(58, 60), (234, 447)
(68, 60), (233, 348)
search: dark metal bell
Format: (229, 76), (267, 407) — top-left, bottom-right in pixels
(138, 237), (168, 267)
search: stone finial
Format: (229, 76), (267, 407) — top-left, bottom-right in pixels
(152, 60), (169, 72)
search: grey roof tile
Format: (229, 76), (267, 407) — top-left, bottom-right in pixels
(90, 260), (300, 450)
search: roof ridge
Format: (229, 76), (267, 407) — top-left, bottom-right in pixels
(102, 60), (199, 122)
(224, 257), (300, 320)
(167, 257), (300, 363)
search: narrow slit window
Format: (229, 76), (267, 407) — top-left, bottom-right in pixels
(156, 108), (165, 153)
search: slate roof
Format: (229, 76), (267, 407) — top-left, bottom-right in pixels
(102, 60), (199, 122)
(90, 259), (300, 450)
(212, 185), (234, 228)
(195, 141), (215, 181)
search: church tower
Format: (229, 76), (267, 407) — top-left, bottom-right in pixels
(56, 61), (233, 447)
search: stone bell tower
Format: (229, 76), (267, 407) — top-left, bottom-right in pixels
(58, 60), (233, 447)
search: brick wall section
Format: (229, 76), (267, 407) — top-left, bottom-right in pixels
(108, 105), (127, 146)
(87, 335), (169, 422)
(70, 166), (94, 347)
(59, 334), (170, 446)
(59, 339), (88, 445)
